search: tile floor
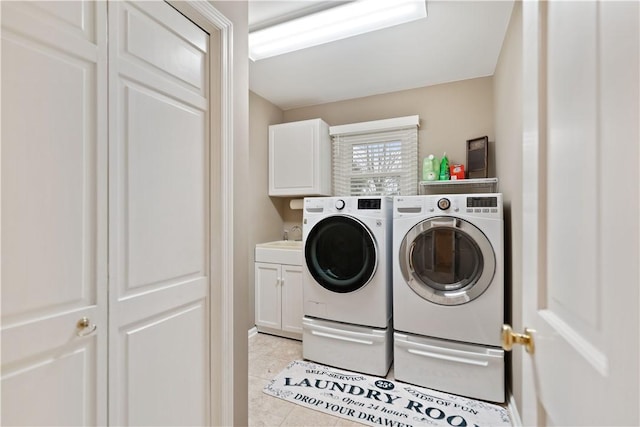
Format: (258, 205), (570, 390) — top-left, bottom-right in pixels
(248, 332), (511, 427)
(249, 332), (370, 426)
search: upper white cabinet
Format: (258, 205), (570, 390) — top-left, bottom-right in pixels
(269, 118), (332, 196)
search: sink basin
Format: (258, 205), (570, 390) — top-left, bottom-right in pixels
(256, 240), (303, 249)
(255, 240), (303, 264)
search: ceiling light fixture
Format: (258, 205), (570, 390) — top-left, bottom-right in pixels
(249, 0), (427, 61)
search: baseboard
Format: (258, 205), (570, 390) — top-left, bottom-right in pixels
(248, 326), (258, 339)
(507, 391), (522, 426)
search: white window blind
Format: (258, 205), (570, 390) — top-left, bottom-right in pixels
(331, 116), (419, 196)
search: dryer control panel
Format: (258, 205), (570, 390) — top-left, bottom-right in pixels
(465, 196), (500, 215)
(467, 196), (498, 208)
(394, 194), (503, 219)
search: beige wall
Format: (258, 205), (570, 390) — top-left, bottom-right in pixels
(212, 1), (249, 425)
(283, 77), (496, 177)
(493, 1), (523, 412)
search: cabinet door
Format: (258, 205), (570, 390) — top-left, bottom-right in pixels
(281, 265), (303, 335)
(255, 263), (281, 330)
(1, 2), (108, 425)
(269, 119), (330, 196)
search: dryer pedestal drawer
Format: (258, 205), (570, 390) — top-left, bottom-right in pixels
(303, 317), (392, 377)
(393, 332), (505, 403)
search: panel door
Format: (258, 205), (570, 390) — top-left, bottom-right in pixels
(521, 1), (639, 425)
(255, 262), (282, 330)
(281, 265), (303, 335)
(1, 1), (108, 425)
(108, 2), (211, 425)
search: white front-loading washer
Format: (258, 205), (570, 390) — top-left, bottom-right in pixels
(302, 196), (392, 376)
(392, 193), (505, 402)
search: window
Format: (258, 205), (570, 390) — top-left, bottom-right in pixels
(331, 116), (419, 196)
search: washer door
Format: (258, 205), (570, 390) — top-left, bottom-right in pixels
(399, 216), (495, 306)
(305, 215), (377, 293)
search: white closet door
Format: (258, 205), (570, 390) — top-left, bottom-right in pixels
(521, 1), (639, 425)
(108, 2), (210, 425)
(1, 1), (108, 425)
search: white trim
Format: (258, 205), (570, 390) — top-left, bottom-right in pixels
(178, 2), (235, 426)
(507, 391), (523, 426)
(521, 2), (541, 425)
(248, 327), (258, 339)
(329, 115), (420, 136)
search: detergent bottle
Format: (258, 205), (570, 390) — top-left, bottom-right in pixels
(422, 154), (438, 181)
(439, 152), (450, 181)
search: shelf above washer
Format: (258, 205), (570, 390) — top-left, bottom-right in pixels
(419, 178), (498, 195)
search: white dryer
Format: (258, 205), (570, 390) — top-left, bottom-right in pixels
(392, 194), (505, 402)
(302, 196), (392, 376)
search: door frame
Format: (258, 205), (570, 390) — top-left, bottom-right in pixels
(521, 0), (543, 424)
(167, 2), (235, 425)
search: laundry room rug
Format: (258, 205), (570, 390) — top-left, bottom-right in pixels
(264, 360), (511, 427)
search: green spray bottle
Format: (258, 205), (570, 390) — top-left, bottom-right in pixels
(439, 152), (450, 180)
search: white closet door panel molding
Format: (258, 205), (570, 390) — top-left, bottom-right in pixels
(115, 278), (208, 327)
(2, 342), (98, 426)
(2, 1), (98, 52)
(117, 62), (208, 111)
(1, 307), (101, 366)
(115, 301), (208, 427)
(30, 1), (96, 38)
(118, 2), (207, 95)
(124, 84), (206, 291)
(2, 38), (98, 319)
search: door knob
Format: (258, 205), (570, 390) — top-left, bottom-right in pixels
(501, 324), (535, 353)
(77, 317), (97, 337)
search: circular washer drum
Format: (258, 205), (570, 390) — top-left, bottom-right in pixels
(305, 215), (377, 294)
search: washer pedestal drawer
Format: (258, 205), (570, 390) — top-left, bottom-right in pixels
(303, 317), (392, 377)
(393, 332), (505, 403)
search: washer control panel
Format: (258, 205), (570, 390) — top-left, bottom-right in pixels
(305, 196), (392, 217)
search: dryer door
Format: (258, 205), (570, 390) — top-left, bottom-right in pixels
(305, 215), (377, 293)
(399, 216), (495, 305)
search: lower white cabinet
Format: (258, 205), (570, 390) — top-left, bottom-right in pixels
(255, 262), (303, 340)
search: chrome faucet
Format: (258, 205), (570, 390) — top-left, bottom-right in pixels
(290, 225), (302, 241)
(283, 225), (302, 241)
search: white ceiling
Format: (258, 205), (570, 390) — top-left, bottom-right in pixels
(248, 1), (515, 111)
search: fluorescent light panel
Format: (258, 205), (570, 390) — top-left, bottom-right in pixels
(249, 0), (427, 61)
